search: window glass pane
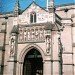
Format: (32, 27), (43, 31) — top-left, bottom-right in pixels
(30, 14), (33, 23)
(34, 13), (36, 23)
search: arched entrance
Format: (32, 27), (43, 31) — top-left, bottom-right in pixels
(23, 48), (43, 75)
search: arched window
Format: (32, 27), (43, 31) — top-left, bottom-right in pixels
(30, 12), (36, 23)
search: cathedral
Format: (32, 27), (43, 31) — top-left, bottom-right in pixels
(0, 0), (75, 75)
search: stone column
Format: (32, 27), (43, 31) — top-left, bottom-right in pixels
(17, 62), (23, 75)
(43, 23), (52, 75)
(7, 26), (18, 75)
(8, 57), (17, 75)
(43, 60), (51, 75)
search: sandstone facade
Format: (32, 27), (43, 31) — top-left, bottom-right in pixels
(0, 1), (75, 75)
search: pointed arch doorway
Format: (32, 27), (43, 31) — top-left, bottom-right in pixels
(23, 48), (43, 75)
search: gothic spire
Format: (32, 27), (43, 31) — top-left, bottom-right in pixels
(14, 0), (21, 17)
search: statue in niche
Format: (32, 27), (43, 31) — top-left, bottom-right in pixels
(46, 36), (51, 53)
(40, 28), (43, 40)
(35, 28), (39, 40)
(27, 29), (30, 40)
(31, 29), (34, 40)
(19, 28), (23, 41)
(24, 29), (27, 41)
(19, 34), (23, 41)
(10, 37), (15, 56)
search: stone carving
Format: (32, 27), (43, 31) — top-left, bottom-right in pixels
(18, 26), (46, 42)
(46, 35), (51, 53)
(27, 29), (30, 40)
(10, 36), (15, 56)
(40, 28), (43, 40)
(24, 29), (27, 41)
(19, 28), (23, 41)
(31, 29), (34, 40)
(35, 28), (39, 40)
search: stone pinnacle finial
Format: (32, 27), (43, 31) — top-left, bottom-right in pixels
(46, 0), (55, 11)
(49, 0), (54, 7)
(14, 0), (21, 17)
(48, 0), (55, 12)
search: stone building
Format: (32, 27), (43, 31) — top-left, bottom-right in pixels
(0, 0), (75, 75)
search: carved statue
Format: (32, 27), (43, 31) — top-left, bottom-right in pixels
(35, 29), (39, 40)
(24, 30), (27, 41)
(31, 29), (34, 40)
(19, 28), (23, 41)
(27, 29), (30, 40)
(10, 37), (15, 56)
(40, 28), (43, 39)
(46, 36), (50, 53)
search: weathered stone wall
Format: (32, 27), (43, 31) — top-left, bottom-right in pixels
(0, 3), (75, 75)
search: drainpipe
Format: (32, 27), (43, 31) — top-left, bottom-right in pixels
(58, 31), (63, 75)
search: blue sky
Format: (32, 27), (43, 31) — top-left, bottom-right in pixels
(0, 0), (75, 13)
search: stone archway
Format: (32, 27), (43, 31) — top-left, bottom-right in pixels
(18, 44), (45, 75)
(23, 48), (43, 75)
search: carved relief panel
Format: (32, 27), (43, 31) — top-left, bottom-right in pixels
(18, 24), (46, 43)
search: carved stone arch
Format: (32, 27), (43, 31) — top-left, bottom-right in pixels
(19, 43), (45, 63)
(17, 43), (45, 75)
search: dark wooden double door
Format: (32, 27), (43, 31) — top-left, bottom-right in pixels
(23, 49), (43, 75)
